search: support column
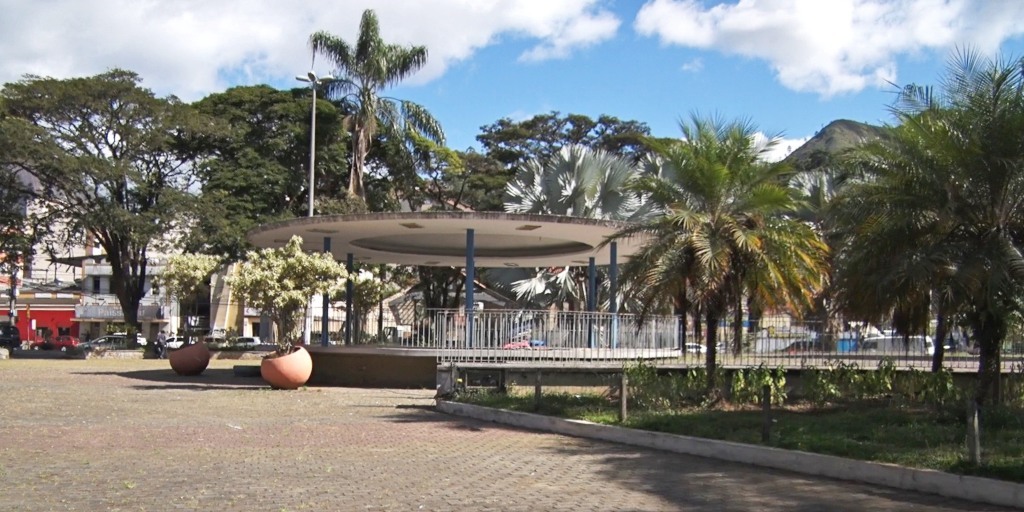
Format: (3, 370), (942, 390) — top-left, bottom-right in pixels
(465, 229), (475, 349)
(345, 252), (354, 346)
(321, 237), (331, 347)
(610, 242), (619, 349)
(587, 257), (596, 349)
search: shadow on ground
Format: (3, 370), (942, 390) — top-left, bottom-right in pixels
(379, 404), (1016, 512)
(74, 367), (268, 391)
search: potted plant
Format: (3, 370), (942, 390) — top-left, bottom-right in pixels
(229, 236), (348, 389)
(156, 253), (221, 375)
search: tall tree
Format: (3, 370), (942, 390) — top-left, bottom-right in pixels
(831, 51), (1024, 405)
(609, 115), (829, 395)
(0, 69), (209, 341)
(478, 112), (653, 169)
(188, 85), (346, 257)
(310, 9), (445, 200)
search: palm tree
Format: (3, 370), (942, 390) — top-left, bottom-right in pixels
(608, 115), (829, 395)
(309, 9), (444, 200)
(830, 124), (960, 371)
(500, 145), (652, 310)
(830, 51), (1024, 405)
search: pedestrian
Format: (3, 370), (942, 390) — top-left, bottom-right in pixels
(156, 330), (167, 359)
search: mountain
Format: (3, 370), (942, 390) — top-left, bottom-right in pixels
(783, 119), (887, 171)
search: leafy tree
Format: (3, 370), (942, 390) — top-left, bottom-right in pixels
(310, 9), (445, 200)
(453, 150), (508, 211)
(478, 112), (653, 169)
(348, 266), (402, 343)
(609, 115), (829, 396)
(0, 69), (209, 343)
(229, 236), (348, 354)
(188, 85), (346, 257)
(830, 51), (1024, 405)
(155, 253), (221, 340)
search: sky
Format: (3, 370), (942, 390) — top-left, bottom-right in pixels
(2, 0), (1024, 161)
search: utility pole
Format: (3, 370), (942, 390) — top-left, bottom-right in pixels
(7, 265), (18, 325)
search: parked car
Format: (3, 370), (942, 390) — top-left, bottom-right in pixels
(0, 324), (21, 352)
(204, 336), (230, 349)
(52, 335), (81, 351)
(29, 338), (52, 350)
(684, 343), (706, 355)
(233, 336), (262, 349)
(163, 336), (187, 349)
(858, 335), (934, 355)
(112, 332), (148, 346)
(81, 335), (130, 351)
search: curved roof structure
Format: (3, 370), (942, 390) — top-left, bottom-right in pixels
(247, 212), (644, 267)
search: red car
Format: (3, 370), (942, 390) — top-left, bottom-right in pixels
(52, 335), (81, 351)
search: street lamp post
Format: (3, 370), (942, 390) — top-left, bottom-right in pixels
(296, 71), (333, 217)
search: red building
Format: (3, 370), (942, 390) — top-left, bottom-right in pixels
(2, 281), (80, 343)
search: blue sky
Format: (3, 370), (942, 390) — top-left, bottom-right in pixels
(3, 0), (1023, 160)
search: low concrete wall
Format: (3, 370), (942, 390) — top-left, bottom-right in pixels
(308, 346), (436, 388)
(437, 401), (1024, 509)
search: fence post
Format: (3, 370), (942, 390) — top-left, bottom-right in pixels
(967, 398), (981, 465)
(761, 384), (772, 443)
(533, 372), (542, 412)
(619, 372), (629, 422)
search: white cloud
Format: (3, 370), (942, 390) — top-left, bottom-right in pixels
(759, 135), (811, 163)
(680, 58), (703, 72)
(0, 0), (619, 100)
(634, 0), (1024, 97)
(517, 7), (620, 61)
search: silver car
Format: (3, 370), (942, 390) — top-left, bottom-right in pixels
(233, 336), (262, 349)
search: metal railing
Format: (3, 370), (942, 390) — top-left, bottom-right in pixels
(430, 309), (683, 366)
(248, 305), (1024, 372)
(419, 310), (1024, 372)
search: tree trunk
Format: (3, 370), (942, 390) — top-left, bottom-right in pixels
(732, 299), (743, 356)
(377, 297), (384, 341)
(693, 303), (703, 343)
(108, 247), (146, 349)
(973, 312), (1005, 406)
(674, 289), (688, 348)
(348, 126), (370, 199)
(705, 308), (720, 394)
(931, 310), (948, 373)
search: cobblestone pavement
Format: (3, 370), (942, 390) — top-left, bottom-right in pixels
(0, 359), (1015, 511)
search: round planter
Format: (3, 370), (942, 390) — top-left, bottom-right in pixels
(168, 342), (211, 376)
(261, 346), (313, 389)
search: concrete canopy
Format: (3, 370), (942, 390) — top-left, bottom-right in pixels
(247, 212), (644, 267)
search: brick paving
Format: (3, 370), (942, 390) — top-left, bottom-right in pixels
(0, 358), (1015, 511)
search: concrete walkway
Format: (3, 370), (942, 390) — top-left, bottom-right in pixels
(0, 359), (1014, 511)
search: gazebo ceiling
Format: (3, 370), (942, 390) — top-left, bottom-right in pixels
(247, 212), (645, 267)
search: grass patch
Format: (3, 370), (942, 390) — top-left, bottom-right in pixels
(453, 389), (1024, 483)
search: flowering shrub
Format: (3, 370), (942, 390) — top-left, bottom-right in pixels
(228, 236), (348, 355)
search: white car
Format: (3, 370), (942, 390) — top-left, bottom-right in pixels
(684, 343), (707, 354)
(163, 336), (186, 349)
(112, 332), (148, 346)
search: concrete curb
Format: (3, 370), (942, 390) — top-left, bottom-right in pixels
(437, 400), (1024, 509)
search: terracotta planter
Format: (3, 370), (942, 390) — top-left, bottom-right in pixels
(261, 346), (313, 389)
(168, 342), (211, 376)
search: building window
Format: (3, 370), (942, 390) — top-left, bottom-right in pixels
(91, 277), (101, 294)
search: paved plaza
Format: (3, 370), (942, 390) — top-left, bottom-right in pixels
(0, 358), (1015, 511)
